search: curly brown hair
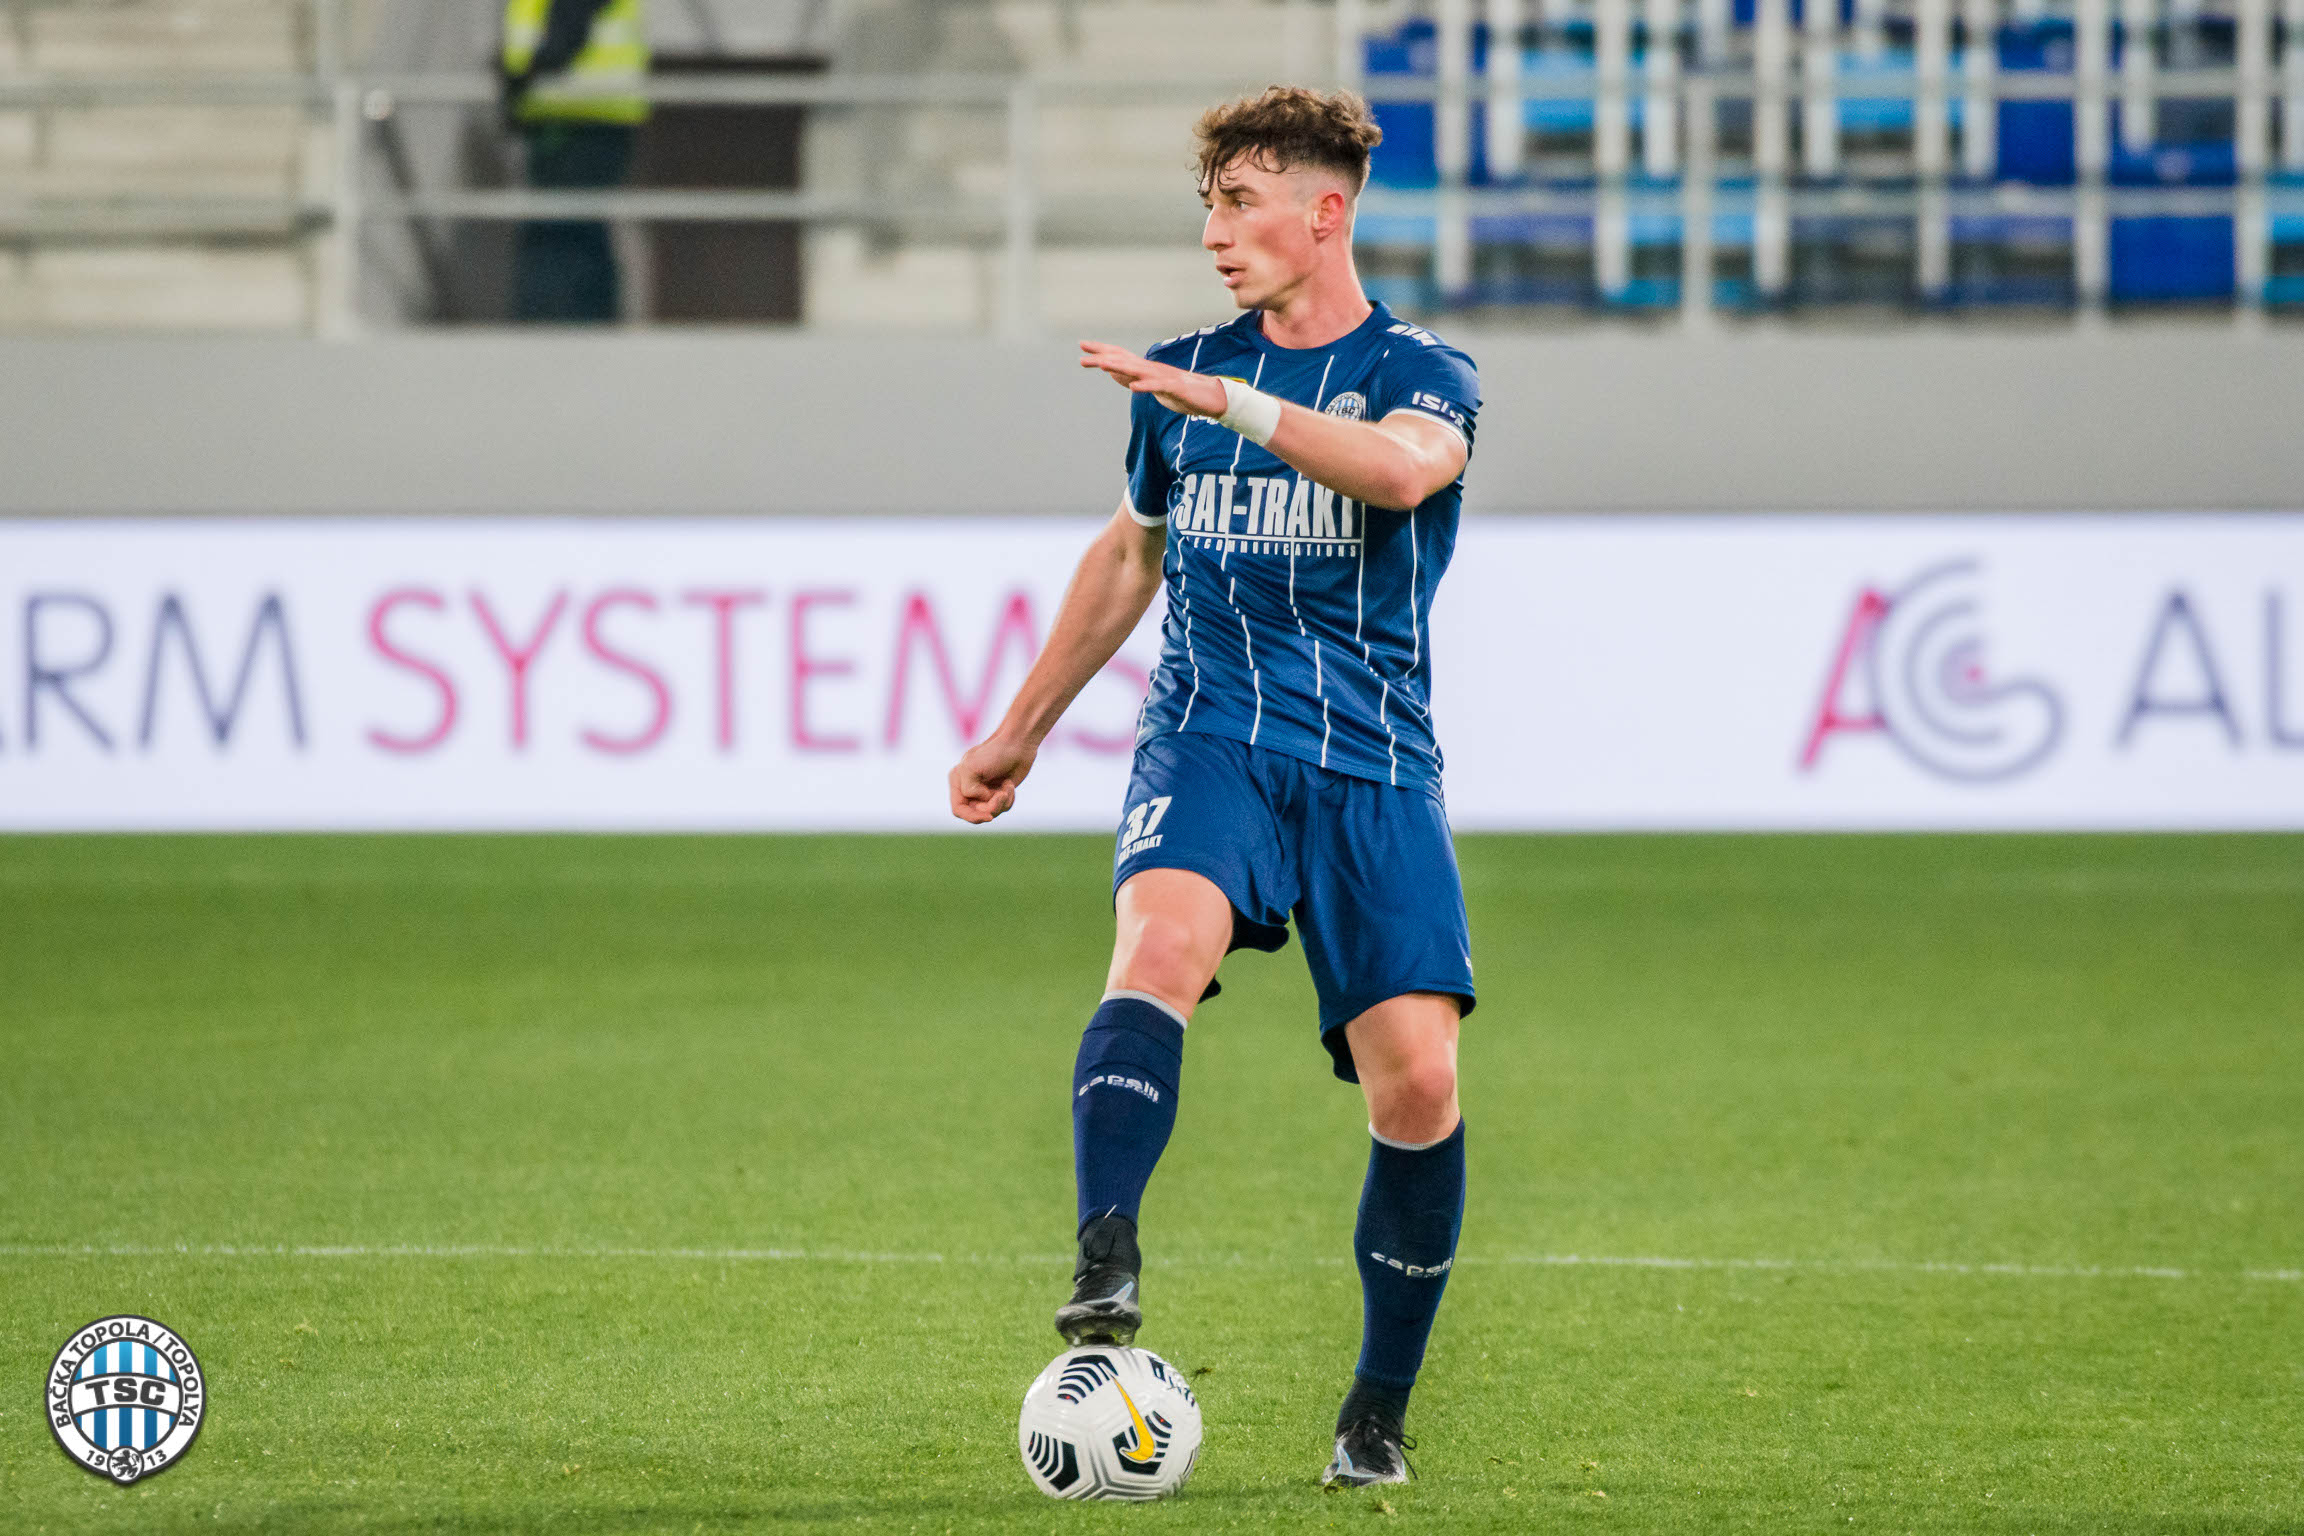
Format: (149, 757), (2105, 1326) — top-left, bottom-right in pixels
(1193, 86), (1383, 197)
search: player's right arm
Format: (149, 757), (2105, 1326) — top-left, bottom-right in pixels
(948, 500), (1164, 823)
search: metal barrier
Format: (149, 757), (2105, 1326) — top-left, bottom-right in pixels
(4, 27), (2301, 330)
(1355, 0), (2302, 316)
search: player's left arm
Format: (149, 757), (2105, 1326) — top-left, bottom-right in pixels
(1079, 340), (1467, 511)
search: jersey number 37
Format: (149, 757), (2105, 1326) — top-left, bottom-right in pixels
(1121, 796), (1174, 844)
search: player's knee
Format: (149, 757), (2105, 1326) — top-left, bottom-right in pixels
(1370, 1056), (1459, 1141)
(1109, 914), (1217, 1012)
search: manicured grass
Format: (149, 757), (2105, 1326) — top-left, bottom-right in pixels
(2, 834), (2299, 1533)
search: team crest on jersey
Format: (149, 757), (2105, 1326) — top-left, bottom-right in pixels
(46, 1316), (205, 1483)
(1324, 391), (1368, 421)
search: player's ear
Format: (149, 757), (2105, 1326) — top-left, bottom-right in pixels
(1311, 185), (1351, 241)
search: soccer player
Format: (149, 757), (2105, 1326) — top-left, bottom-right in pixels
(947, 86), (1478, 1489)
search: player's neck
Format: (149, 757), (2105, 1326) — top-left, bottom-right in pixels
(1255, 265), (1373, 351)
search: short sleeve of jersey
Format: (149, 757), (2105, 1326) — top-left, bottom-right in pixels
(1122, 388), (1175, 527)
(1372, 340), (1481, 458)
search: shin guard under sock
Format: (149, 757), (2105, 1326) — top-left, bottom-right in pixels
(1351, 1119), (1467, 1397)
(1071, 992), (1186, 1231)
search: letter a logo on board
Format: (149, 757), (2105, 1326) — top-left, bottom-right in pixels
(1799, 560), (2063, 784)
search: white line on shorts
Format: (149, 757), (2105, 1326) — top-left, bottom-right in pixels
(0, 1242), (2293, 1282)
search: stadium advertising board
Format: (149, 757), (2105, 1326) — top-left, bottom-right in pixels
(0, 516), (2296, 830)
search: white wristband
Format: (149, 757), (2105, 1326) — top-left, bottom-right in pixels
(1218, 378), (1283, 447)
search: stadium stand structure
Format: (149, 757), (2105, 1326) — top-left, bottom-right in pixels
(802, 0), (1334, 332)
(1, 0), (2298, 329)
(0, 0), (327, 329)
(1354, 0), (2304, 312)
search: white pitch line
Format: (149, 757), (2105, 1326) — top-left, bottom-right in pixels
(0, 1243), (995, 1265)
(6, 869), (2304, 896)
(1489, 1253), (2304, 1282)
(0, 1243), (2294, 1282)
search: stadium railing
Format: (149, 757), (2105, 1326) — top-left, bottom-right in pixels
(5, 0), (2301, 328)
(1355, 0), (2302, 313)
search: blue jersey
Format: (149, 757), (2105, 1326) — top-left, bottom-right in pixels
(1124, 301), (1480, 790)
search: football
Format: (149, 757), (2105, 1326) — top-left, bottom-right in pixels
(1018, 1345), (1202, 1500)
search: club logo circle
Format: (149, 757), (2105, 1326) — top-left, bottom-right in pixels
(1323, 391), (1368, 421)
(46, 1315), (205, 1484)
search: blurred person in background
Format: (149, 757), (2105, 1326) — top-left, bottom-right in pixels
(499, 0), (651, 321)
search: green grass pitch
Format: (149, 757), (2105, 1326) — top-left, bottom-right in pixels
(3, 833), (2300, 1533)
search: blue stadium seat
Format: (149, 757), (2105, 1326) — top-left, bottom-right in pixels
(1732, 0), (1858, 25)
(1365, 21), (1438, 190)
(1520, 37), (1602, 139)
(2110, 216), (2234, 300)
(1835, 50), (1927, 134)
(1994, 19), (2079, 186)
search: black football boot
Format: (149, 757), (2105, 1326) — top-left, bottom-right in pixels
(1322, 1379), (1417, 1487)
(1054, 1211), (1143, 1346)
(1321, 1414), (1416, 1487)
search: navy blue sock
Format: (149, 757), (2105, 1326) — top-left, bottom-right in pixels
(1352, 1119), (1467, 1393)
(1071, 993), (1186, 1231)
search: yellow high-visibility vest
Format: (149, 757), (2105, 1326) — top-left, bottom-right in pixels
(502, 0), (650, 125)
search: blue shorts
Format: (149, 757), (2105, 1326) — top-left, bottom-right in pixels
(1112, 730), (1476, 1083)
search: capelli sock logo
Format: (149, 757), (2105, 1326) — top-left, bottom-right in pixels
(1077, 1074), (1161, 1104)
(1368, 1251), (1454, 1279)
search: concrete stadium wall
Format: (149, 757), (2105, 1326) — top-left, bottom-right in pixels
(3, 328), (2300, 515)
